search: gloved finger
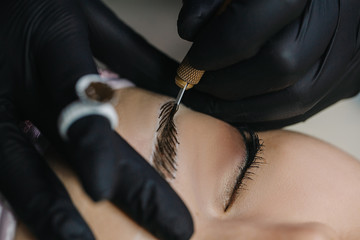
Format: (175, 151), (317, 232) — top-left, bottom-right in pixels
(183, 79), (310, 129)
(177, 0), (225, 41)
(66, 116), (120, 201)
(79, 0), (179, 92)
(32, 0), (98, 114)
(182, 56), (343, 126)
(186, 0), (308, 70)
(194, 0), (339, 100)
(66, 116), (194, 240)
(0, 101), (94, 240)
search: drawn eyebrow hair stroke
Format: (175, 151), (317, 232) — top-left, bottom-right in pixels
(151, 100), (179, 179)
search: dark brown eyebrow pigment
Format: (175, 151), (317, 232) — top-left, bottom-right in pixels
(152, 101), (179, 179)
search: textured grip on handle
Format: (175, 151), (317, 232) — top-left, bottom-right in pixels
(175, 59), (205, 90)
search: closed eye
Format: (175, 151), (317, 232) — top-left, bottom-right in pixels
(224, 127), (263, 212)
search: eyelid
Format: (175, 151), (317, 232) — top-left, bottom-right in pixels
(223, 128), (263, 212)
(223, 151), (250, 212)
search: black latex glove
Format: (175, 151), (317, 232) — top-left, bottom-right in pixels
(0, 0), (192, 239)
(175, 0), (360, 130)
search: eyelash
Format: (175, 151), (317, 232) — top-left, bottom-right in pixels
(224, 128), (264, 212)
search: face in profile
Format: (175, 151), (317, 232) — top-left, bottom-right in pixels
(15, 85), (360, 240)
(114, 87), (360, 240)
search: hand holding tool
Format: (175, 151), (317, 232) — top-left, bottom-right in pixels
(177, 0), (360, 130)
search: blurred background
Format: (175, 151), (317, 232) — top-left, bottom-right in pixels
(103, 0), (360, 159)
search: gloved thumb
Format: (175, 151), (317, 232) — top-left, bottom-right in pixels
(177, 0), (224, 41)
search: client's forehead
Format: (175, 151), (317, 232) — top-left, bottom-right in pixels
(177, 108), (246, 154)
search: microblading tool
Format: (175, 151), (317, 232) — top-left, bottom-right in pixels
(174, 59), (205, 108)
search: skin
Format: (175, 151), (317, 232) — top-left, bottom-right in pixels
(16, 87), (360, 240)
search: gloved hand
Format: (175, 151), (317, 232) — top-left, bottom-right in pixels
(175, 0), (360, 130)
(0, 0), (193, 239)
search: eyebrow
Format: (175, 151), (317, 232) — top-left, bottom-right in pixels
(151, 100), (179, 179)
(224, 128), (263, 212)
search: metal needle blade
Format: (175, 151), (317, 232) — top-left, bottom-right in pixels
(175, 82), (188, 107)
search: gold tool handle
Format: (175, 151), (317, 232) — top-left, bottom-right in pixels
(175, 58), (205, 90)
